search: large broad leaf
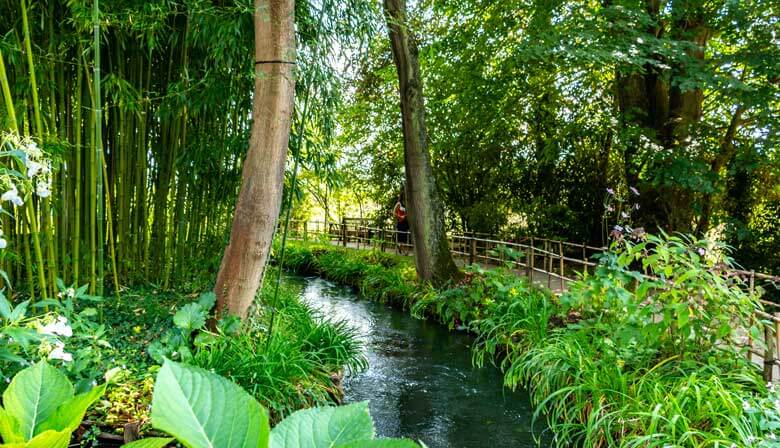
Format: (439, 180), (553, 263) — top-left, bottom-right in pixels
(37, 383), (106, 434)
(1, 362), (73, 440)
(337, 441), (420, 448)
(0, 407), (23, 443)
(197, 292), (216, 311)
(151, 360), (269, 448)
(270, 402), (374, 448)
(121, 437), (175, 448)
(0, 429), (70, 448)
(172, 303), (207, 332)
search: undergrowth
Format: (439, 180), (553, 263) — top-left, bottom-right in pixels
(18, 268), (369, 434)
(282, 238), (776, 447)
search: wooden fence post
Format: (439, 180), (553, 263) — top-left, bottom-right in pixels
(469, 237), (476, 265)
(380, 227), (386, 252)
(529, 238), (535, 280)
(559, 241), (565, 290)
(303, 221), (308, 241)
(750, 270), (756, 295)
(581, 243), (587, 275)
(774, 313), (780, 382)
(341, 218), (347, 247)
(545, 240), (552, 289)
(765, 319), (776, 382)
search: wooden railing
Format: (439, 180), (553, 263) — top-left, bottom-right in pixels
(284, 218), (780, 380)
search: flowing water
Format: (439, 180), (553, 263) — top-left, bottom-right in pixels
(299, 277), (549, 448)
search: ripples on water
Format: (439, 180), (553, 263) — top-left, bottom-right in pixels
(299, 277), (550, 448)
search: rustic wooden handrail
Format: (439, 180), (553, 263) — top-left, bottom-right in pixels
(284, 218), (780, 380)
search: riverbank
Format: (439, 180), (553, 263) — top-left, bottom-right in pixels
(300, 276), (546, 447)
(0, 270), (364, 444)
(282, 239), (777, 447)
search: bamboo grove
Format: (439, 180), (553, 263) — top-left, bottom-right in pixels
(0, 0), (374, 299)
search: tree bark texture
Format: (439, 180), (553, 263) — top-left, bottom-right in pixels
(214, 0), (295, 319)
(384, 0), (461, 285)
(615, 0), (712, 233)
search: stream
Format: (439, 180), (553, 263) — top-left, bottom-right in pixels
(299, 277), (549, 448)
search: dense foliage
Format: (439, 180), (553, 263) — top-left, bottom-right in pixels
(0, 0), (375, 298)
(335, 0), (780, 275)
(284, 238), (776, 447)
(0, 269), (366, 443)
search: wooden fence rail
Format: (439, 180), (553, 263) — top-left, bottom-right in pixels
(283, 218), (780, 380)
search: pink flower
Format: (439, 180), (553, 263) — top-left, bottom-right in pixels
(606, 188), (615, 195)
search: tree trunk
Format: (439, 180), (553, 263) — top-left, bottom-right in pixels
(614, 0), (710, 233)
(214, 0), (295, 319)
(383, 0), (460, 285)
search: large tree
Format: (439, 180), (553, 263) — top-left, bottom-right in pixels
(214, 0), (296, 319)
(383, 0), (460, 285)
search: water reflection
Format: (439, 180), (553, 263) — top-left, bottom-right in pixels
(300, 277), (549, 448)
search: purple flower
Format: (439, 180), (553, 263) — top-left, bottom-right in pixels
(613, 225), (624, 232)
(629, 186), (640, 196)
(606, 188), (615, 195)
(697, 247), (706, 256)
(607, 205), (615, 212)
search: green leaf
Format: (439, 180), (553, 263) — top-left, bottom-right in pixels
(121, 437), (175, 448)
(197, 292), (216, 311)
(79, 307), (98, 317)
(8, 301), (28, 323)
(173, 303), (207, 332)
(151, 360), (269, 448)
(0, 407), (23, 443)
(2, 362), (74, 440)
(270, 402), (374, 448)
(38, 383), (106, 434)
(337, 440), (419, 448)
(24, 429), (69, 448)
(0, 429), (70, 448)
(0, 291), (12, 320)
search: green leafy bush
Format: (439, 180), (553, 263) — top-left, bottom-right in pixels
(284, 237), (773, 447)
(125, 359), (418, 448)
(561, 231), (759, 359)
(189, 276), (366, 421)
(0, 361), (105, 447)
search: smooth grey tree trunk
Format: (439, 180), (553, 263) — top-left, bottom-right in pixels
(384, 0), (461, 285)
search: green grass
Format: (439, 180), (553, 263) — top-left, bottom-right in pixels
(50, 268), (368, 431)
(190, 276), (367, 422)
(281, 240), (773, 447)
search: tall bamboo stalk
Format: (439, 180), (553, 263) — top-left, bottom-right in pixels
(19, 0), (50, 300)
(93, 0), (105, 296)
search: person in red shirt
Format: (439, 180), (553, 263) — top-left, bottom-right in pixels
(393, 192), (410, 254)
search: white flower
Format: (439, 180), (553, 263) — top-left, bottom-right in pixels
(40, 316), (73, 337)
(774, 399), (780, 411)
(26, 141), (39, 153)
(742, 400), (752, 411)
(35, 182), (51, 198)
(48, 341), (73, 362)
(636, 37), (644, 44)
(1, 187), (23, 207)
(0, 238), (6, 250)
(66, 287), (75, 299)
(26, 161), (43, 178)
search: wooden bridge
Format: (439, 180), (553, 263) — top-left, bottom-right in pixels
(285, 218), (780, 381)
